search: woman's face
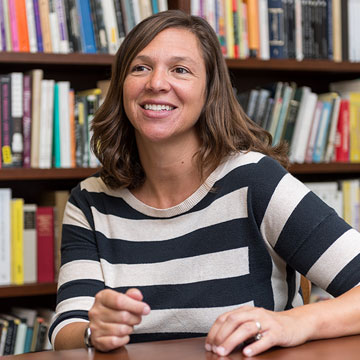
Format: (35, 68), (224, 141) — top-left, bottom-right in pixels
(123, 28), (207, 146)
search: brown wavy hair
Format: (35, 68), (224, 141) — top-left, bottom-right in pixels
(91, 10), (289, 190)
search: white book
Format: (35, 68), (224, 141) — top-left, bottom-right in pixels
(289, 88), (317, 163)
(258, 0), (270, 60)
(294, 0), (303, 61)
(132, 0), (142, 25)
(23, 204), (37, 283)
(205, 0), (216, 30)
(139, 0), (153, 20)
(191, 0), (200, 16)
(58, 81), (72, 168)
(54, 0), (70, 53)
(25, 0), (38, 52)
(101, 0), (120, 54)
(158, 0), (168, 11)
(0, 188), (12, 285)
(14, 321), (27, 355)
(49, 11), (60, 53)
(38, 80), (50, 168)
(348, 0), (357, 62)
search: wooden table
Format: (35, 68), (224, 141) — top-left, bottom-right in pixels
(4, 335), (360, 359)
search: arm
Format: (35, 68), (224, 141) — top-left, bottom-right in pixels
(55, 288), (151, 351)
(206, 285), (360, 357)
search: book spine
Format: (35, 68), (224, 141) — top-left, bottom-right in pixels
(245, 0), (260, 57)
(11, 198), (24, 285)
(1, 76), (13, 167)
(10, 72), (24, 167)
(151, 0), (158, 13)
(22, 75), (32, 168)
(36, 207), (54, 283)
(113, 0), (125, 41)
(15, 0), (30, 51)
(0, 189), (12, 285)
(52, 83), (61, 168)
(89, 0), (108, 53)
(25, 0), (38, 52)
(32, 0), (43, 52)
(23, 203), (37, 283)
(335, 99), (349, 162)
(232, 0), (239, 58)
(268, 0), (285, 58)
(49, 0), (60, 53)
(65, 0), (82, 52)
(76, 0), (96, 53)
(54, 0), (70, 53)
(38, 0), (52, 52)
(0, 0), (7, 50)
(2, 0), (13, 50)
(8, 0), (20, 51)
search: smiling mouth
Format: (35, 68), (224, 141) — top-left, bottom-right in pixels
(142, 104), (175, 111)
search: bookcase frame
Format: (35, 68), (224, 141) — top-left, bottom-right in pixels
(1, 0), (359, 311)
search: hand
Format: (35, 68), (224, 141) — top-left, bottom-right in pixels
(205, 305), (309, 357)
(87, 288), (151, 351)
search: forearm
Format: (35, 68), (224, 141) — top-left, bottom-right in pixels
(54, 322), (88, 350)
(287, 285), (360, 341)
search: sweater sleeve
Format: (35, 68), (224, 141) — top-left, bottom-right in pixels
(48, 182), (105, 347)
(249, 156), (360, 297)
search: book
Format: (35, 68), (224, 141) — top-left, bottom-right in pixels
(139, 0), (153, 21)
(10, 72), (24, 167)
(63, 0), (82, 52)
(11, 198), (24, 285)
(224, 0), (234, 58)
(244, 0), (259, 57)
(76, 0), (96, 53)
(13, 317), (27, 355)
(52, 83), (61, 168)
(1, 0), (12, 51)
(38, 0), (52, 52)
(304, 100), (322, 163)
(8, 0), (20, 51)
(15, 0), (30, 52)
(25, 0), (37, 52)
(341, 0), (348, 61)
(0, 314), (20, 355)
(1, 75), (13, 167)
(89, 0), (108, 53)
(54, 0), (70, 53)
(332, 0), (341, 62)
(23, 204), (37, 283)
(49, 0), (61, 53)
(120, 0), (136, 34)
(36, 206), (55, 283)
(22, 74), (32, 168)
(100, 0), (118, 54)
(29, 68), (44, 168)
(335, 98), (350, 162)
(268, 0), (285, 58)
(294, 0), (303, 61)
(32, 0), (44, 52)
(0, 188), (12, 285)
(0, 318), (9, 355)
(113, 0), (126, 44)
(157, 0), (167, 11)
(258, 0), (269, 60)
(349, 93), (360, 162)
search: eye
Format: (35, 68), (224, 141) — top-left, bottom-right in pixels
(173, 67), (190, 74)
(130, 65), (150, 73)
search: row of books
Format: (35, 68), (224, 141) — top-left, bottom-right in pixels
(0, 307), (54, 355)
(191, 0), (360, 62)
(0, 188), (69, 286)
(306, 179), (360, 232)
(0, 0), (168, 55)
(237, 77), (360, 164)
(0, 70), (108, 169)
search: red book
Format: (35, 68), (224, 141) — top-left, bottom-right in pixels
(335, 99), (350, 162)
(36, 206), (54, 283)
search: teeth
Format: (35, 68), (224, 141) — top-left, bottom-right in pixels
(144, 104), (174, 111)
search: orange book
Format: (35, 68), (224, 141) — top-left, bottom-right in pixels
(244, 0), (260, 57)
(15, 0), (30, 52)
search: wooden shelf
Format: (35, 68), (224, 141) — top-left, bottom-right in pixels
(0, 51), (114, 66)
(0, 167), (101, 181)
(289, 162), (360, 175)
(226, 58), (360, 73)
(0, 283), (57, 298)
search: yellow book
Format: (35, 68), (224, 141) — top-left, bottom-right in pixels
(349, 93), (360, 162)
(225, 0), (234, 58)
(11, 198), (24, 285)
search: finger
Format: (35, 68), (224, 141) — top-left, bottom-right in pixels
(243, 331), (274, 357)
(96, 289), (150, 315)
(93, 334), (130, 352)
(126, 288), (143, 301)
(214, 321), (264, 357)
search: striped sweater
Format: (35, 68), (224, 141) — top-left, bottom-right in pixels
(49, 151), (360, 346)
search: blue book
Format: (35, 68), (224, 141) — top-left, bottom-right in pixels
(76, 0), (97, 53)
(23, 327), (33, 353)
(312, 101), (332, 163)
(268, 0), (285, 58)
(151, 0), (159, 13)
(32, 0), (43, 52)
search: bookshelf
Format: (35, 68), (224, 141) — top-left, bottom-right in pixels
(0, 0), (360, 343)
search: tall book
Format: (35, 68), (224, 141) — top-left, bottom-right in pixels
(11, 198), (24, 285)
(23, 204), (37, 283)
(29, 68), (44, 168)
(63, 0), (82, 52)
(1, 75), (13, 167)
(10, 72), (24, 167)
(38, 0), (52, 52)
(15, 0), (30, 52)
(335, 99), (350, 162)
(25, 0), (38, 52)
(258, 0), (269, 60)
(8, 0), (20, 51)
(32, 0), (44, 52)
(0, 188), (12, 285)
(100, 0), (119, 54)
(76, 0), (96, 53)
(49, 0), (60, 53)
(224, 0), (234, 58)
(1, 0), (12, 51)
(349, 93), (360, 162)
(268, 0), (285, 58)
(36, 206), (54, 283)
(22, 74), (32, 168)
(244, 0), (259, 57)
(89, 0), (108, 53)
(54, 0), (70, 53)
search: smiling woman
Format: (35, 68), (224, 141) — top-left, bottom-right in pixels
(49, 9), (360, 359)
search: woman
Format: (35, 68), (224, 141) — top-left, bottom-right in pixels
(49, 10), (360, 357)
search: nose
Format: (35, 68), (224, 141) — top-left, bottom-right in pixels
(145, 68), (171, 92)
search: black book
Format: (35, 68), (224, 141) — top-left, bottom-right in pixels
(89, 0), (108, 53)
(64, 0), (82, 52)
(341, 0), (349, 61)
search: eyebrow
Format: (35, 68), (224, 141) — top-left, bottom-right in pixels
(132, 55), (199, 67)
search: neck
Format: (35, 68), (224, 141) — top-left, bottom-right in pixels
(132, 135), (205, 209)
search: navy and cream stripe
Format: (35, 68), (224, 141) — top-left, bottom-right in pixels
(49, 151), (360, 346)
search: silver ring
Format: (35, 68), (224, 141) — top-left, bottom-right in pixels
(255, 321), (262, 332)
(255, 332), (262, 341)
